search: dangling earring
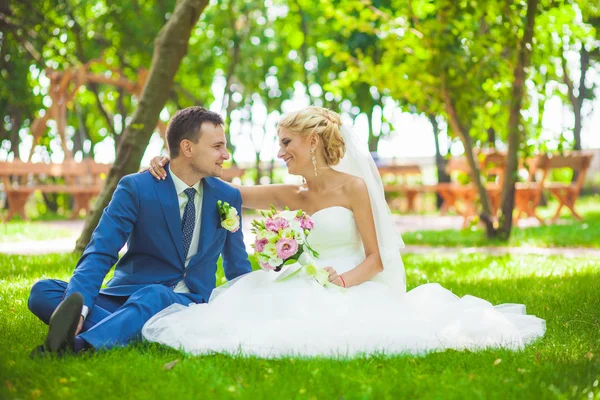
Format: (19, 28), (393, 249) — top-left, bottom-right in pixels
(311, 147), (318, 177)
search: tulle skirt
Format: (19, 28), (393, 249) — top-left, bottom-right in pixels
(142, 261), (545, 358)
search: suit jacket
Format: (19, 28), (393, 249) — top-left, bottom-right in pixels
(65, 166), (252, 312)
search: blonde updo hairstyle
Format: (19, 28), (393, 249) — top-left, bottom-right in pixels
(277, 106), (346, 166)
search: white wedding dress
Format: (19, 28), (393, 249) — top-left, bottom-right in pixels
(142, 206), (545, 358)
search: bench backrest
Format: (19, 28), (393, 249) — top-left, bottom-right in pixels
(1, 161), (85, 177)
(546, 153), (593, 171)
(378, 164), (422, 185)
(378, 165), (422, 176)
(523, 152), (593, 192)
(546, 152), (593, 192)
(0, 160), (112, 188)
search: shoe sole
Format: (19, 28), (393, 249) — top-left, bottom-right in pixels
(44, 292), (84, 353)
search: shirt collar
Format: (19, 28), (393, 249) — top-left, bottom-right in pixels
(169, 167), (202, 196)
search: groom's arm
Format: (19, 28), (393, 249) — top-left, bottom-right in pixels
(222, 189), (252, 280)
(65, 175), (140, 314)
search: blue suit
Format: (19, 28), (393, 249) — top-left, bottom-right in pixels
(28, 167), (252, 349)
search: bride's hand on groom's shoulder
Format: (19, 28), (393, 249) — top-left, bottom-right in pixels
(147, 156), (170, 180)
(324, 266), (344, 287)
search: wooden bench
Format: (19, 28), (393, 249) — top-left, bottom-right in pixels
(436, 151), (509, 227)
(512, 152), (593, 224)
(0, 160), (110, 221)
(512, 154), (550, 224)
(543, 152), (593, 223)
(434, 157), (478, 226)
(436, 151), (594, 226)
(379, 165), (434, 212)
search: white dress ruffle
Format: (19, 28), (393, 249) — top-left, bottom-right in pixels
(143, 207), (545, 358)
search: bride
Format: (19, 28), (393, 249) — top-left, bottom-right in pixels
(142, 106), (545, 357)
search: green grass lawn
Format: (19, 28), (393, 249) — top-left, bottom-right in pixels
(0, 221), (74, 243)
(403, 195), (600, 248)
(0, 252), (598, 399)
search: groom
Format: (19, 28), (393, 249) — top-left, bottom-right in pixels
(28, 106), (252, 355)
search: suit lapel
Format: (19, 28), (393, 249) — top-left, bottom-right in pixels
(194, 178), (218, 260)
(154, 165), (185, 265)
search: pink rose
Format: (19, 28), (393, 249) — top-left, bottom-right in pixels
(275, 238), (298, 259)
(300, 216), (314, 230)
(254, 238), (268, 252)
(265, 217), (289, 232)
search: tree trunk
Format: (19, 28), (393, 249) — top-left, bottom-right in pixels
(574, 48), (588, 151)
(89, 82), (118, 140)
(368, 98), (385, 153)
(268, 156), (276, 184)
(254, 150), (262, 185)
(8, 109), (22, 159)
(222, 52), (241, 163)
(367, 104), (378, 153)
(221, 3), (244, 163)
(253, 118), (268, 185)
(441, 72), (495, 234)
(487, 128), (496, 148)
(75, 0), (210, 252)
(42, 192), (59, 213)
(114, 87), (128, 150)
(562, 47), (589, 183)
(497, 0), (538, 239)
(295, 0), (312, 102)
(429, 114), (449, 209)
(74, 104), (93, 158)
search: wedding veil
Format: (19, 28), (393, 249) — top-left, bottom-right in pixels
(332, 124), (406, 295)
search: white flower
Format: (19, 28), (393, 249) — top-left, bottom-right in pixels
(257, 254), (270, 264)
(263, 242), (279, 259)
(265, 230), (279, 243)
(280, 227), (295, 240)
(221, 216), (240, 232)
(267, 256), (283, 268)
(288, 219), (302, 233)
(298, 252), (314, 266)
(294, 229), (305, 245)
(278, 210), (297, 221)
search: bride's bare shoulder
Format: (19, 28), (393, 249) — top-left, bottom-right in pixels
(339, 174), (367, 194)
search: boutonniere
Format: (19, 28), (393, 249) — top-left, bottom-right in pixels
(217, 200), (240, 232)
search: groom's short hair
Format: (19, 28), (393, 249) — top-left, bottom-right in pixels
(166, 106), (224, 158)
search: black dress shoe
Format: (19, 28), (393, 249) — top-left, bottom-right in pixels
(42, 292), (84, 355)
(29, 344), (48, 359)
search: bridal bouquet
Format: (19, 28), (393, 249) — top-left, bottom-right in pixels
(251, 206), (319, 272)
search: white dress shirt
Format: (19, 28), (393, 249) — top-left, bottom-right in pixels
(81, 169), (203, 320)
(170, 168), (203, 293)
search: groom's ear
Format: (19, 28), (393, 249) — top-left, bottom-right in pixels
(179, 139), (193, 158)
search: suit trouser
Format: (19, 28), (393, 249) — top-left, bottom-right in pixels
(28, 279), (197, 350)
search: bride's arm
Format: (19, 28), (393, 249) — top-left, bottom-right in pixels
(147, 156), (300, 211)
(336, 178), (384, 288)
(229, 182), (300, 211)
